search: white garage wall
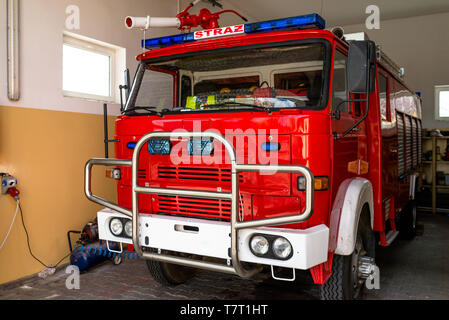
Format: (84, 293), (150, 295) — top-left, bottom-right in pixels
(0, 0), (178, 116)
(338, 12), (449, 129)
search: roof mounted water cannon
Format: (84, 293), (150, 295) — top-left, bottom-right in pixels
(125, 0), (247, 32)
(176, 1), (247, 32)
(125, 16), (181, 30)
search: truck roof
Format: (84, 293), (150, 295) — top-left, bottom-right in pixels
(137, 13), (326, 60)
(136, 13), (419, 105)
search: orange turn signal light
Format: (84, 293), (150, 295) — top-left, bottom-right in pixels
(314, 176), (329, 191)
(297, 176), (329, 191)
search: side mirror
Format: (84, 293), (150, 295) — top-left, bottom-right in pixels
(119, 69), (131, 111)
(124, 68), (131, 100)
(347, 40), (376, 94)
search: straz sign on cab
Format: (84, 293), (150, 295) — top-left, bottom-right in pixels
(194, 25), (245, 40)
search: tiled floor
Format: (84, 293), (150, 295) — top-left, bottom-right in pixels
(0, 211), (448, 300)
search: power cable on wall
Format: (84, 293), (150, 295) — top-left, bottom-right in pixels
(18, 202), (70, 269)
(0, 200), (20, 251)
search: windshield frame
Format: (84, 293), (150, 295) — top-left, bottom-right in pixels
(124, 38), (332, 115)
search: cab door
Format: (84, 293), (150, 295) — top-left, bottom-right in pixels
(378, 70), (397, 221)
(331, 48), (368, 203)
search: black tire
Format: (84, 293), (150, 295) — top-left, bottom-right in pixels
(398, 200), (417, 240)
(146, 254), (197, 286)
(320, 206), (376, 300)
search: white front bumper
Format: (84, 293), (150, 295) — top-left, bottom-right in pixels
(98, 208), (329, 270)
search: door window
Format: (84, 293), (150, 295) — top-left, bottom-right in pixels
(332, 51), (348, 113)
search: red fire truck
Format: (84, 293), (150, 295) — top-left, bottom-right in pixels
(85, 11), (422, 300)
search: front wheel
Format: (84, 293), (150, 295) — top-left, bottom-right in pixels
(146, 260), (197, 286)
(145, 249), (197, 286)
(320, 207), (376, 300)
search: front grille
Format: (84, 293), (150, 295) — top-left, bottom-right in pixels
(154, 195), (243, 221)
(157, 166), (244, 183)
(138, 169), (147, 180)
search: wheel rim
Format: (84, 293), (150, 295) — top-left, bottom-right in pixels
(351, 234), (367, 298)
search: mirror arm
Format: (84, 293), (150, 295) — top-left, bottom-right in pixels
(332, 98), (368, 120)
(336, 96), (369, 139)
(119, 85), (129, 112)
(336, 66), (373, 139)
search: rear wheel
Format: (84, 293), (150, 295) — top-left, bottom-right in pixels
(320, 206), (376, 300)
(398, 199), (417, 240)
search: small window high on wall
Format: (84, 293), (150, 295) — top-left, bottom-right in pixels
(63, 33), (125, 103)
(435, 85), (449, 120)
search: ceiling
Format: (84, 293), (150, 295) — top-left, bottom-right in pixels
(225, 0), (449, 27)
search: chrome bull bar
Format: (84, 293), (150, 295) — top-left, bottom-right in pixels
(85, 131), (314, 278)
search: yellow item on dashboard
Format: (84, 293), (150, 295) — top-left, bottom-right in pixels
(207, 95), (216, 105)
(186, 96), (197, 109)
(220, 88), (231, 93)
(249, 86), (258, 92)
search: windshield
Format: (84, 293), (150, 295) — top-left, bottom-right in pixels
(124, 41), (330, 115)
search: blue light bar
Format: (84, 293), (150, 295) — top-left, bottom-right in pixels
(142, 33), (195, 49)
(142, 13), (325, 49)
(244, 14), (325, 34)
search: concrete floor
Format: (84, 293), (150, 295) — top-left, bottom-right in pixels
(0, 211), (448, 300)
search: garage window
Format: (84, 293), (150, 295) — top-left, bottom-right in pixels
(435, 85), (449, 120)
(63, 33), (124, 103)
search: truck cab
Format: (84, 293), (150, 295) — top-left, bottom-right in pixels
(85, 14), (422, 300)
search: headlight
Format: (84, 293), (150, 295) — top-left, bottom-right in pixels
(188, 138), (214, 156)
(148, 139), (171, 155)
(250, 235), (269, 256)
(124, 220), (133, 237)
(272, 237), (292, 259)
(110, 218), (123, 236)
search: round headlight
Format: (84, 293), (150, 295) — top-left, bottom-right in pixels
(273, 237), (292, 259)
(110, 218), (123, 236)
(250, 235), (269, 256)
(124, 220), (132, 237)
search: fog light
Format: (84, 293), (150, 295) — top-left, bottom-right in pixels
(273, 237), (292, 259)
(124, 220), (132, 237)
(250, 235), (269, 256)
(110, 218), (123, 236)
(297, 176), (306, 191)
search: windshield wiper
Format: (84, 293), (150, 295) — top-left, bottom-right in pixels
(204, 102), (272, 113)
(123, 106), (163, 117)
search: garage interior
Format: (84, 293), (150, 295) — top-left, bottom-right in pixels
(0, 0), (448, 301)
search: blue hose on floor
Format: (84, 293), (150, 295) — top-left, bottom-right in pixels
(70, 241), (140, 271)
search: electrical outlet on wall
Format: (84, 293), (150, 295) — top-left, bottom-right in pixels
(1, 173), (18, 195)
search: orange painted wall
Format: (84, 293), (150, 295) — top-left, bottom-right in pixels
(0, 106), (117, 284)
